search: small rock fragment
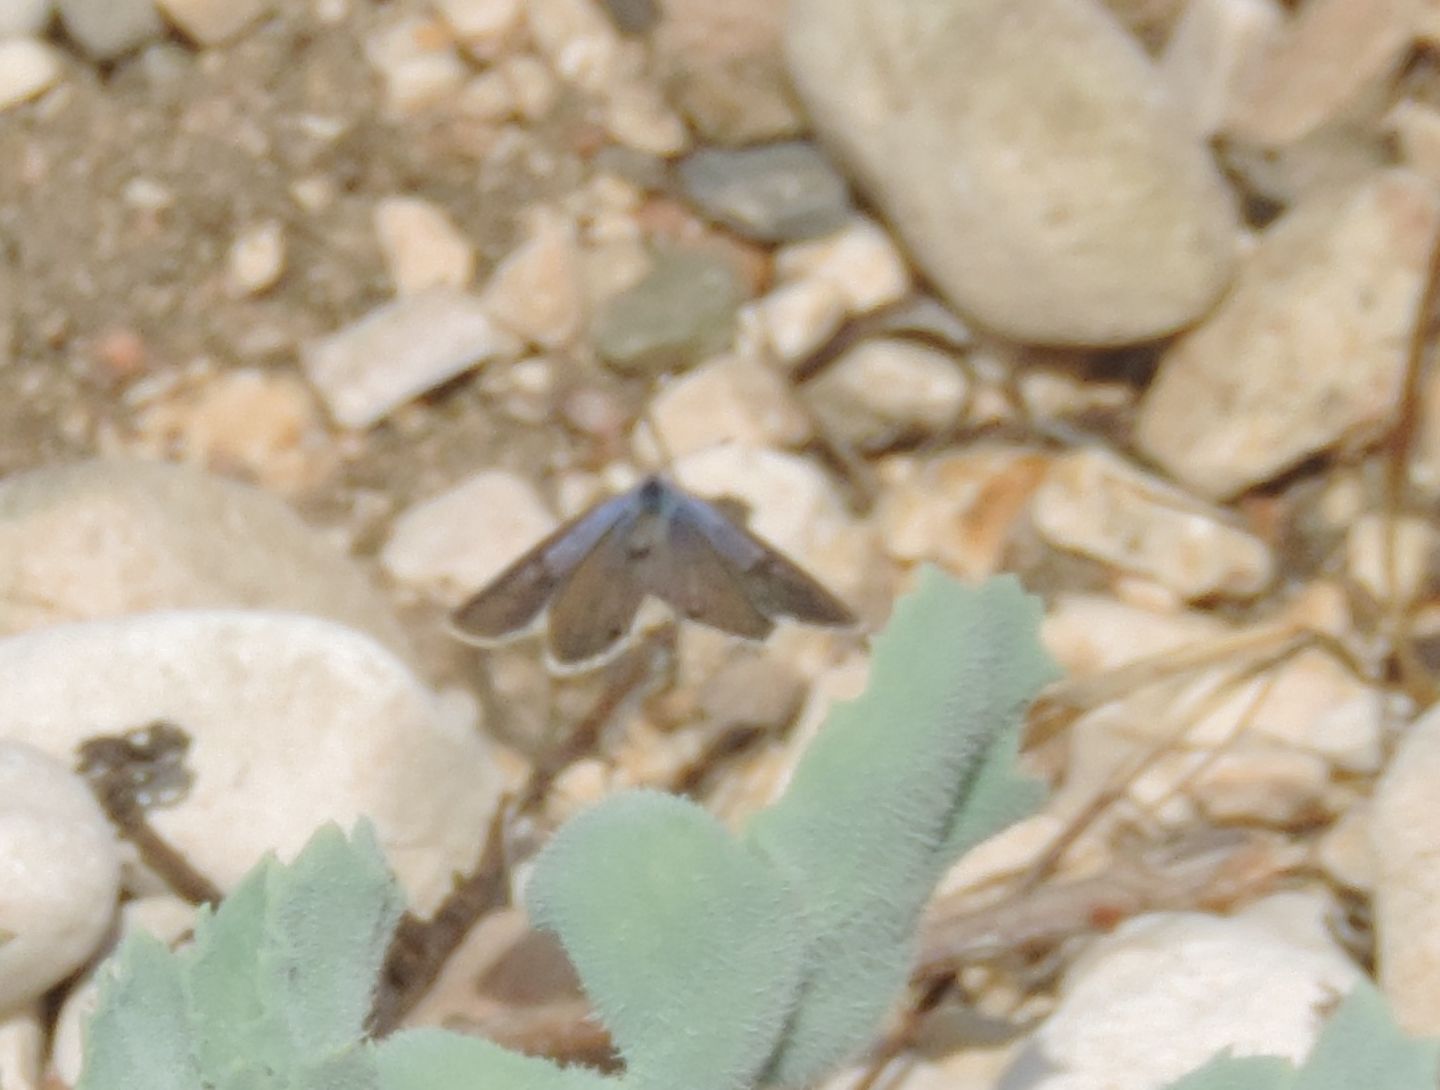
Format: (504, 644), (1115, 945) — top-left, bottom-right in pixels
(1137, 170), (1439, 499)
(650, 0), (804, 144)
(773, 216), (912, 315)
(877, 448), (1051, 578)
(805, 338), (969, 450)
(0, 742), (119, 1012)
(677, 142), (853, 243)
(154, 0), (271, 43)
(1388, 99), (1440, 189)
(481, 207), (585, 349)
(748, 278), (847, 366)
(593, 248), (743, 375)
(225, 219), (286, 297)
(433, 0), (522, 59)
(57, 0), (164, 59)
(603, 79), (690, 156)
(0, 1008), (42, 1090)
(363, 15), (468, 112)
(598, 0), (656, 34)
(1346, 513), (1440, 607)
(646, 353), (811, 458)
(132, 369), (335, 494)
(0, 37), (62, 112)
(301, 287), (522, 429)
(374, 196), (475, 296)
(1192, 742), (1332, 826)
(1031, 447), (1274, 600)
(382, 470), (556, 601)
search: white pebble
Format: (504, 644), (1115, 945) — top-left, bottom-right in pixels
(482, 207), (585, 349)
(0, 742), (119, 1012)
(363, 15), (468, 113)
(374, 196), (475, 295)
(0, 38), (62, 113)
(225, 219), (286, 297)
(301, 287), (522, 429)
(774, 217), (911, 315)
(381, 469), (556, 601)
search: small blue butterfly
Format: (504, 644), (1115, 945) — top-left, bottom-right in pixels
(449, 475), (856, 670)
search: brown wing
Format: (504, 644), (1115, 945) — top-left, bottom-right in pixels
(544, 517), (647, 669)
(448, 491), (636, 645)
(677, 493), (857, 627)
(646, 506), (775, 641)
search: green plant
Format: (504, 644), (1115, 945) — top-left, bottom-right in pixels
(1161, 981), (1439, 1090)
(76, 569), (1057, 1090)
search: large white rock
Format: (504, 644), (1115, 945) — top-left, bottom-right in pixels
(0, 460), (414, 664)
(0, 612), (500, 916)
(785, 0), (1238, 346)
(1137, 170), (1440, 499)
(1003, 896), (1363, 1089)
(0, 742), (120, 1014)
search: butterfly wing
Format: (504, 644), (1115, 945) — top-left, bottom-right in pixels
(679, 492), (857, 628)
(544, 506), (648, 669)
(448, 491), (635, 645)
(647, 494), (776, 641)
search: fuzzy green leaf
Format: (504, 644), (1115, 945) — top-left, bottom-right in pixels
(374, 1029), (611, 1090)
(526, 790), (806, 1090)
(745, 569), (1058, 1086)
(76, 932), (202, 1090)
(1161, 981), (1440, 1090)
(1163, 1053), (1295, 1090)
(1295, 981), (1439, 1090)
(76, 822), (401, 1090)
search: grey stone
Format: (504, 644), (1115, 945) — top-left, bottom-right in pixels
(593, 248), (743, 375)
(677, 142), (853, 243)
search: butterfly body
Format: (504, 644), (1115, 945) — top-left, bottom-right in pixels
(449, 474), (855, 670)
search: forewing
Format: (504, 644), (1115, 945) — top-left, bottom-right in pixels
(448, 492), (633, 644)
(545, 515), (647, 669)
(649, 501), (775, 640)
(681, 494), (856, 627)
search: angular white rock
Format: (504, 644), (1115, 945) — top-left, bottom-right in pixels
(301, 287), (522, 428)
(1138, 170), (1440, 499)
(0, 612), (501, 915)
(382, 469), (556, 601)
(374, 196), (475, 296)
(0, 742), (120, 1012)
(806, 338), (970, 448)
(786, 0), (1238, 345)
(1007, 899), (1363, 1089)
(481, 207), (585, 349)
(1031, 447), (1274, 599)
(646, 353), (812, 459)
(773, 217), (912, 316)
(363, 15), (468, 112)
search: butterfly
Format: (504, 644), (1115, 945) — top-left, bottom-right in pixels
(449, 475), (856, 670)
